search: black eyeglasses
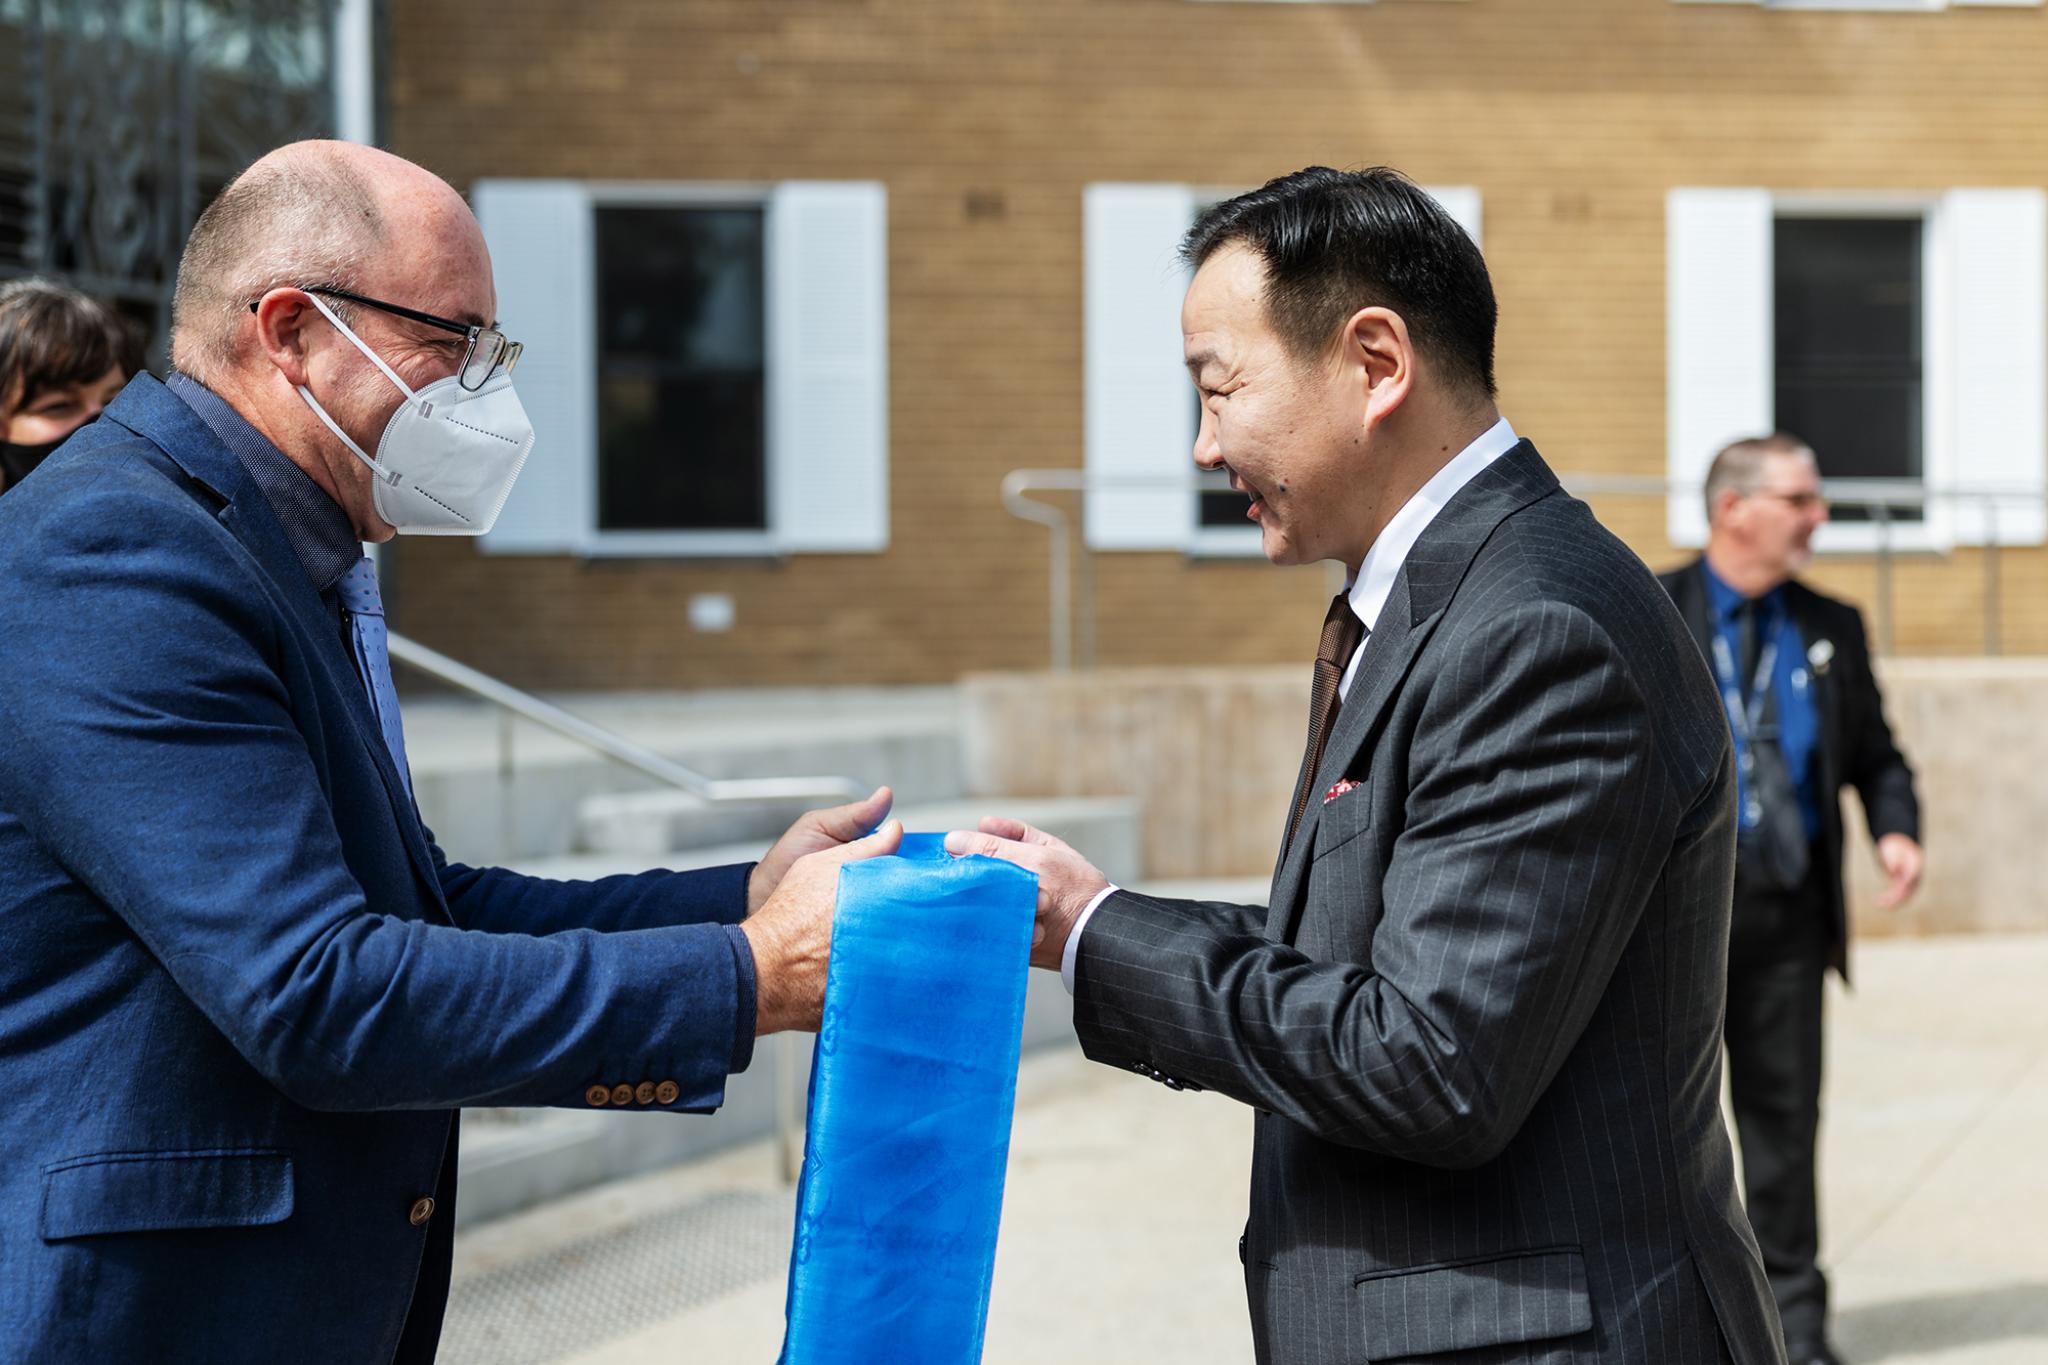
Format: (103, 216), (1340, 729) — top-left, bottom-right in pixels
(1750, 488), (1828, 512)
(249, 285), (522, 392)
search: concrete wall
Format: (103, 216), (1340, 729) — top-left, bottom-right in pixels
(963, 658), (2048, 937)
(384, 0), (2048, 688)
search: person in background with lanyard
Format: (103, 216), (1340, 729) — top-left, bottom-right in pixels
(0, 276), (143, 494)
(1662, 432), (1924, 1365)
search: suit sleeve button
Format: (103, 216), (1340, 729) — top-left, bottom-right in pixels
(634, 1081), (657, 1105)
(655, 1080), (680, 1105)
(610, 1083), (635, 1106)
(408, 1197), (436, 1226)
(586, 1084), (611, 1107)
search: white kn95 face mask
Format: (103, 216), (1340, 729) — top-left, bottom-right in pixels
(295, 291), (535, 535)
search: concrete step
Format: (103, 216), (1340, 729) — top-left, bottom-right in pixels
(526, 794), (1146, 888)
(403, 688), (965, 864)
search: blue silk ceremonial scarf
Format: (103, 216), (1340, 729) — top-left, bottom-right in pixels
(778, 833), (1038, 1364)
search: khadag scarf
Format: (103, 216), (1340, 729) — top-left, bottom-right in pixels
(778, 833), (1038, 1363)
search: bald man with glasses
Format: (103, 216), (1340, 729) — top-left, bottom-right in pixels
(1661, 432), (1924, 1365)
(0, 140), (887, 1364)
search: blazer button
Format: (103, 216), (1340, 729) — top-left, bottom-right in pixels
(408, 1197), (436, 1227)
(634, 1081), (657, 1106)
(654, 1080), (680, 1105)
(610, 1083), (634, 1107)
(586, 1084), (611, 1107)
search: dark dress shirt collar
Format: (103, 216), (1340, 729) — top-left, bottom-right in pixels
(1702, 558), (1785, 624)
(166, 372), (361, 595)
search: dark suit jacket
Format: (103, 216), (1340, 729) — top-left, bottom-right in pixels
(1659, 559), (1920, 977)
(0, 376), (757, 1364)
(1073, 444), (1785, 1365)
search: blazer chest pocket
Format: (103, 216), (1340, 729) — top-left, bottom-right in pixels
(1352, 1246), (1590, 1356)
(1312, 779), (1373, 862)
(40, 1148), (294, 1241)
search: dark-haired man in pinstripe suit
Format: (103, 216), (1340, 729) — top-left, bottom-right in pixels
(951, 167), (1786, 1364)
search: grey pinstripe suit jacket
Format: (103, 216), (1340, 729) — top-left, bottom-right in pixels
(1073, 443), (1786, 1364)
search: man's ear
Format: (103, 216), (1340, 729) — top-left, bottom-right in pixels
(1709, 488), (1744, 531)
(1346, 306), (1412, 431)
(250, 289), (318, 389)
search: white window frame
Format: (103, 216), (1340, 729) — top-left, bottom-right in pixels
(1667, 187), (2047, 555)
(1778, 194), (1952, 556)
(477, 179), (889, 560)
(585, 182), (780, 559)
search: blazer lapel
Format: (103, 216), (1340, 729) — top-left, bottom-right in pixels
(112, 378), (447, 905)
(1673, 559), (1714, 655)
(1264, 579), (1444, 941)
(1262, 440), (1563, 945)
(1784, 583), (1841, 790)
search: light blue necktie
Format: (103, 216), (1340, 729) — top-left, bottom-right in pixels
(780, 833), (1037, 1364)
(335, 556), (413, 801)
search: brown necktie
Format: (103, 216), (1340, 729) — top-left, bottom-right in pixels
(1284, 591), (1368, 852)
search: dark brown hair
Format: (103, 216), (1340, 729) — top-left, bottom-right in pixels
(0, 278), (140, 418)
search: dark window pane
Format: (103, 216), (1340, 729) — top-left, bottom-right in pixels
(1199, 486), (1252, 528)
(1192, 386), (1250, 529)
(596, 205), (767, 532)
(1774, 217), (1922, 522)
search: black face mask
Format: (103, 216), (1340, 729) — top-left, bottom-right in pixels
(0, 435), (66, 489)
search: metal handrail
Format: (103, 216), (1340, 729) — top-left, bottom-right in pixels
(387, 631), (856, 1185)
(386, 632), (865, 805)
(1001, 469), (1217, 671)
(1003, 468), (2048, 666)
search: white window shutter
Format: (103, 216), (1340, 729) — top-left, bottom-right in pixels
(473, 180), (593, 555)
(1084, 183), (1198, 551)
(1424, 185), (1483, 249)
(1667, 188), (1774, 548)
(1943, 188), (2047, 545)
(768, 181), (889, 553)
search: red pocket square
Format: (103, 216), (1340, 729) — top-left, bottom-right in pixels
(1323, 779), (1360, 804)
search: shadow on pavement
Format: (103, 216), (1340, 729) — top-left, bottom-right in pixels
(1835, 1282), (2048, 1361)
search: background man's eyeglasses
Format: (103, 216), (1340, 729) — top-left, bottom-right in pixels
(1750, 489), (1828, 512)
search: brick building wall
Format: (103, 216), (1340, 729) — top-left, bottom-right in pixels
(384, 0), (2048, 688)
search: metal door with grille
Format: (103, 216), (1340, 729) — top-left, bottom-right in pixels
(1, 0), (342, 351)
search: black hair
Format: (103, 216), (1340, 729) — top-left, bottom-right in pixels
(1181, 166), (1497, 399)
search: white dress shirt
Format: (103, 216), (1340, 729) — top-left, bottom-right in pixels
(1060, 416), (1521, 993)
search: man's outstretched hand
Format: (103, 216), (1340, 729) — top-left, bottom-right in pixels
(742, 820), (904, 1034)
(748, 786), (894, 915)
(943, 817), (1110, 971)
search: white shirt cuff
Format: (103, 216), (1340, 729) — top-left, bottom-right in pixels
(1061, 884), (1120, 995)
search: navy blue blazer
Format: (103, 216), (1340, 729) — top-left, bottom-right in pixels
(0, 376), (757, 1363)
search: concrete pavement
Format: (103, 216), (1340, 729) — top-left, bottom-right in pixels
(440, 933), (2048, 1364)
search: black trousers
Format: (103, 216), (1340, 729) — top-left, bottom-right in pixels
(1725, 856), (1832, 1348)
